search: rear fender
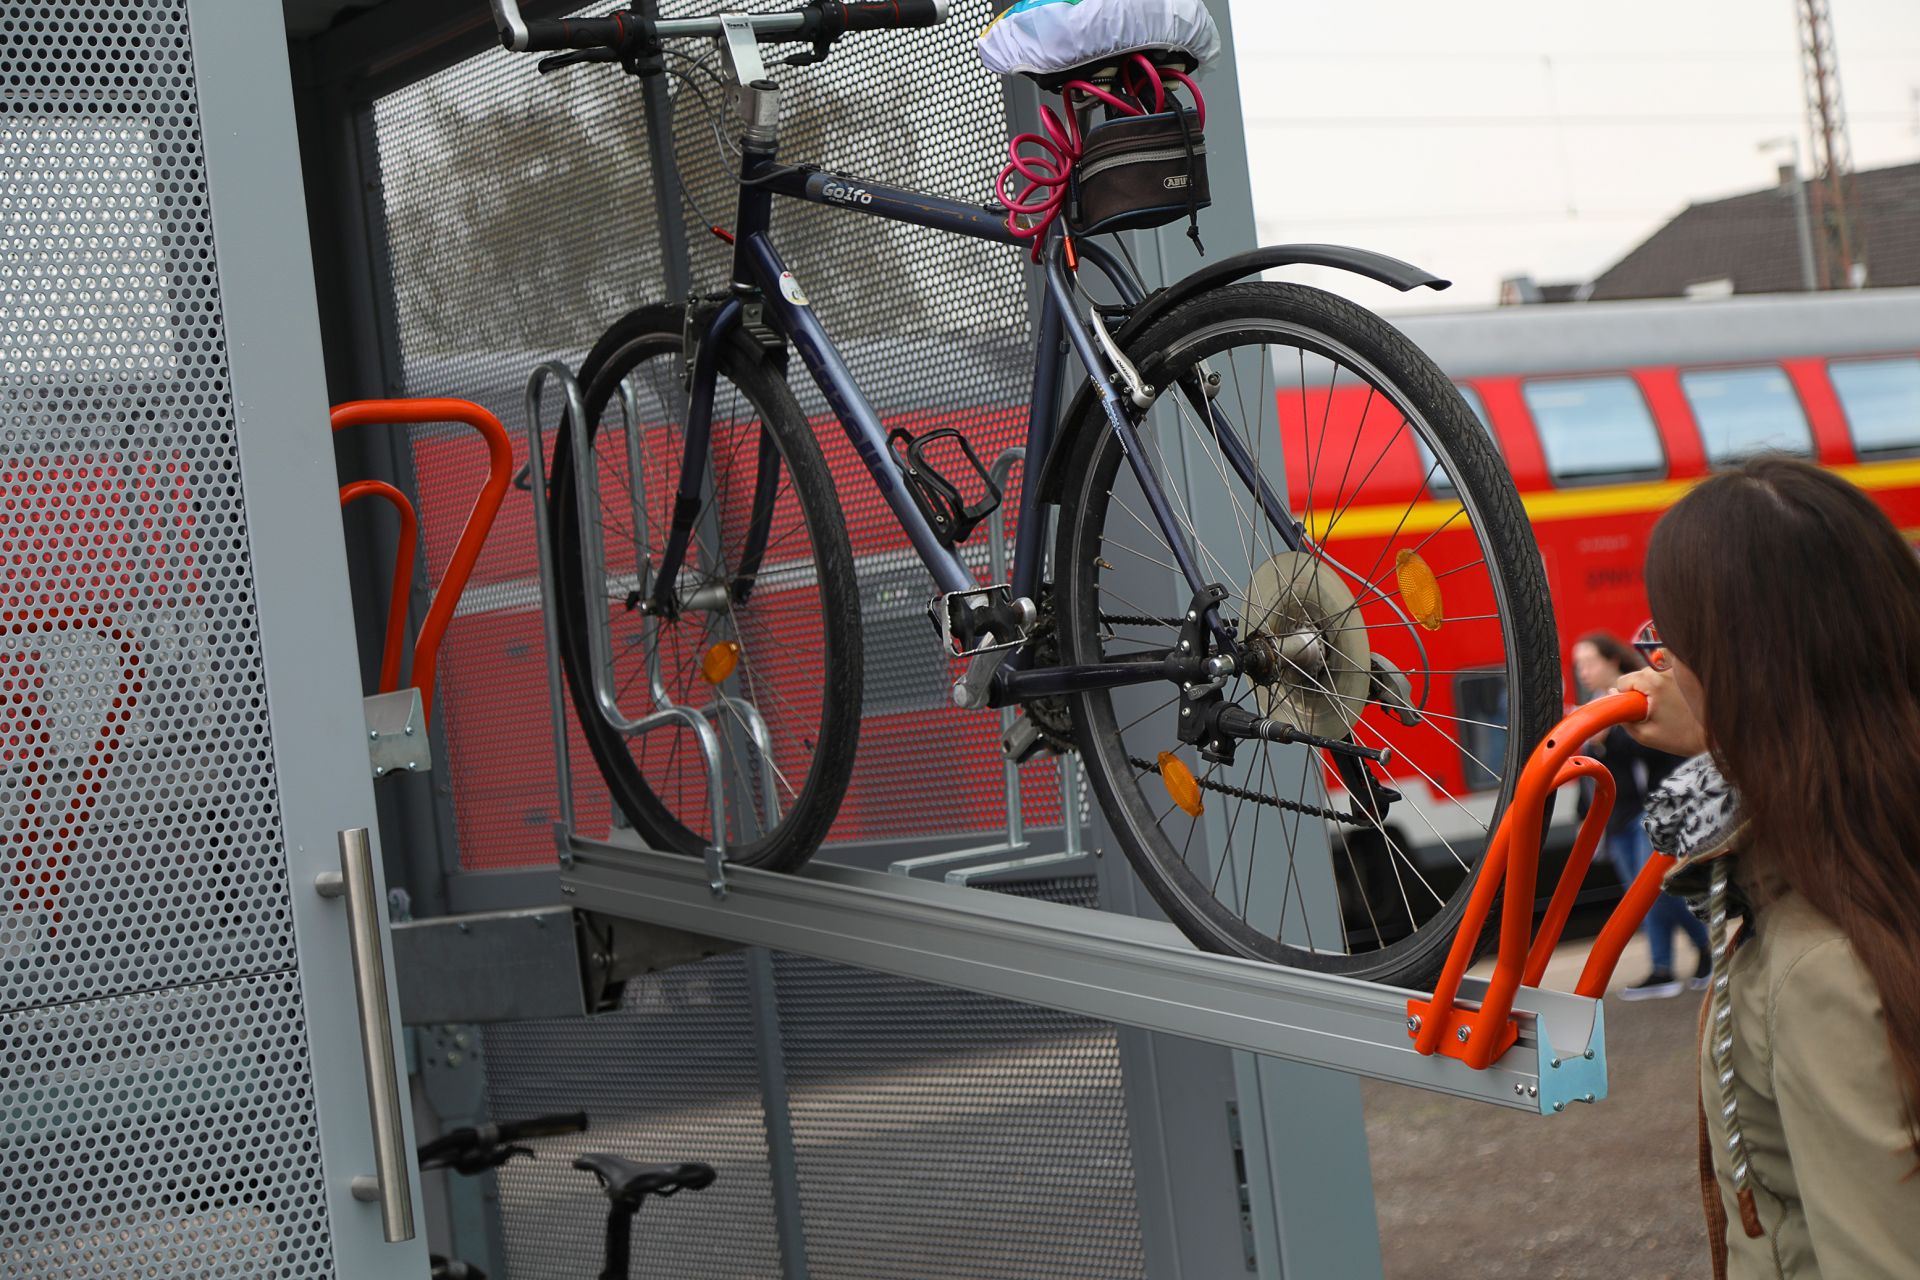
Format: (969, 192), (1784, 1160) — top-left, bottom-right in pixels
(1034, 243), (1449, 503)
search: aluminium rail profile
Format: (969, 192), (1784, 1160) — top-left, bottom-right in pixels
(559, 834), (1607, 1115)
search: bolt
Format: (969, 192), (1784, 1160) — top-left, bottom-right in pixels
(368, 730), (379, 741)
(1456, 1026), (1470, 1043)
(446, 1051), (463, 1067)
(1553, 1101), (1565, 1113)
(1550, 1058), (1560, 1069)
(1527, 1086), (1537, 1098)
(1187, 610), (1197, 621)
(1178, 639), (1190, 651)
(454, 1031), (471, 1049)
(1513, 1083), (1524, 1096)
(457, 921), (470, 934)
(1406, 1015), (1421, 1032)
(1584, 1049), (1595, 1060)
(1583, 1093), (1596, 1104)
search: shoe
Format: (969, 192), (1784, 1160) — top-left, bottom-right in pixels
(1689, 954), (1713, 992)
(1619, 968), (1684, 1001)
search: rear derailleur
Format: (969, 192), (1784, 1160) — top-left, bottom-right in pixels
(1171, 584), (1402, 825)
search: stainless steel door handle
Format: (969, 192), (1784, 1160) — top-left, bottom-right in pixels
(317, 827), (416, 1243)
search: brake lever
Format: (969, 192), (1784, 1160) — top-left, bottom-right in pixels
(537, 48), (623, 74)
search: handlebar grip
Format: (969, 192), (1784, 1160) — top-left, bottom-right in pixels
(495, 1110), (590, 1143)
(826, 0), (949, 33)
(517, 14), (637, 52)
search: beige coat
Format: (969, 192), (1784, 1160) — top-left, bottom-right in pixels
(1700, 888), (1920, 1278)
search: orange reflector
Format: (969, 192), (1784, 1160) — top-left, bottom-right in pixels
(1157, 750), (1204, 818)
(702, 641), (742, 686)
(1395, 549), (1444, 631)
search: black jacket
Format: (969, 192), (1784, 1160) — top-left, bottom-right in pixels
(1576, 723), (1682, 836)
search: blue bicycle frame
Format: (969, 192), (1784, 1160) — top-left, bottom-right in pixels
(645, 124), (1289, 701)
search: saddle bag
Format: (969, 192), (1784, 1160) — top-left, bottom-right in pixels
(1068, 107), (1210, 238)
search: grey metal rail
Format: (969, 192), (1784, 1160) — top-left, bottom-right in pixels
(560, 835), (1609, 1115)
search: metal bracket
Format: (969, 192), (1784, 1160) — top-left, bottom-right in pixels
(390, 904), (740, 1025)
(364, 687), (431, 778)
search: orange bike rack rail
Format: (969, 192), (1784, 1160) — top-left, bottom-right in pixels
(331, 399), (514, 726)
(1407, 690), (1679, 1079)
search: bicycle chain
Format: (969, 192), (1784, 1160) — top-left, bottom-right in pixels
(1101, 613), (1187, 628)
(1128, 754), (1363, 826)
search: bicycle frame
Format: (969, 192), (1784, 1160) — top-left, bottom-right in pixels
(643, 112), (1284, 697)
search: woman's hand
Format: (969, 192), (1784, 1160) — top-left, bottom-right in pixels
(1612, 667), (1708, 757)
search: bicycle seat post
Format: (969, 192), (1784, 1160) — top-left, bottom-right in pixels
(598, 1199), (640, 1280)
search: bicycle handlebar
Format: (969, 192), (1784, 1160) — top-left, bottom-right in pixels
(489, 0), (946, 54)
(418, 1111), (590, 1172)
(495, 1110), (590, 1143)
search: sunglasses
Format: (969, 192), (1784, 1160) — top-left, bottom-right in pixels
(1631, 619), (1673, 672)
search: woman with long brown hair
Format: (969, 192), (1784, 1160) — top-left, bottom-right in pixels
(1615, 455), (1920, 1277)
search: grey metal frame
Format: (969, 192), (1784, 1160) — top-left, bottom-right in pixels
(193, 0), (431, 1272)
(558, 836), (1607, 1116)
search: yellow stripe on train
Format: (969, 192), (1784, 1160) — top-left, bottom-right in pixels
(1298, 458), (1920, 541)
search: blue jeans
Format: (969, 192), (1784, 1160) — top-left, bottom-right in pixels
(1604, 823), (1710, 974)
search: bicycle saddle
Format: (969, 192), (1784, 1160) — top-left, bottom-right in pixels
(572, 1154), (716, 1206)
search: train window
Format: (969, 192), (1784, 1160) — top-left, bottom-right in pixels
(1681, 366), (1813, 465)
(1830, 356), (1920, 457)
(1416, 385), (1498, 499)
(1451, 671), (1508, 793)
(1521, 376), (1665, 486)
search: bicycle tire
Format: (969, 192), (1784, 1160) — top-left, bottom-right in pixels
(1053, 282), (1559, 988)
(549, 304), (862, 871)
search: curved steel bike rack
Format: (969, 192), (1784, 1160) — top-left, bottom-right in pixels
(332, 398), (516, 726)
(1407, 690), (1678, 1085)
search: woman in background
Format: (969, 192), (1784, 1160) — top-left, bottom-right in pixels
(1616, 456), (1920, 1277)
(1572, 632), (1710, 999)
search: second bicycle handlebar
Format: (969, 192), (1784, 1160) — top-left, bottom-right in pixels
(489, 0), (947, 54)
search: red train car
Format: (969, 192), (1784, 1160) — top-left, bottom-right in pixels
(1312, 285), (1920, 858)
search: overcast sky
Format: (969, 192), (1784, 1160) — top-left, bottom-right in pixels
(1224, 0), (1920, 311)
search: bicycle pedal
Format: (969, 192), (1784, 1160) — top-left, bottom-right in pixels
(931, 585), (1035, 657)
(888, 426), (1002, 549)
(1001, 714), (1044, 763)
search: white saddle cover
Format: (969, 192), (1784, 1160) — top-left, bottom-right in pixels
(978, 0), (1221, 79)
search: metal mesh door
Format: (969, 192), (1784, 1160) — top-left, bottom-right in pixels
(367, 0), (1066, 871)
(479, 879), (1146, 1280)
(772, 878), (1146, 1280)
(1, 2), (336, 1275)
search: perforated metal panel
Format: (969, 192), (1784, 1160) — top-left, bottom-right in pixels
(773, 882), (1148, 1279)
(1, 4), (336, 1273)
(367, 0), (1065, 870)
(479, 954), (783, 1279)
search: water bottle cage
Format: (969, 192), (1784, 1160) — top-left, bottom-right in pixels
(887, 426), (1003, 549)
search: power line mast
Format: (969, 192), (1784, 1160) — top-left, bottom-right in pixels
(1797, 0), (1864, 288)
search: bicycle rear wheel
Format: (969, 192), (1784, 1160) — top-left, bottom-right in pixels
(549, 305), (862, 870)
(1053, 283), (1559, 988)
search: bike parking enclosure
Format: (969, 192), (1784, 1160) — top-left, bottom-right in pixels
(2, 3), (1659, 1278)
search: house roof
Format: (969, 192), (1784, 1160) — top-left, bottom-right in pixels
(1588, 160), (1920, 301)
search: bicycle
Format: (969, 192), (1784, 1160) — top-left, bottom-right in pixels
(419, 1111), (716, 1280)
(489, 0), (1558, 988)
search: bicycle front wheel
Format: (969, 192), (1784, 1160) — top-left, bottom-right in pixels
(549, 305), (862, 871)
(1054, 282), (1558, 988)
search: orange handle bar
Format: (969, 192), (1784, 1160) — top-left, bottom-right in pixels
(1409, 690), (1669, 1069)
(338, 481), (419, 698)
(332, 399), (513, 725)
